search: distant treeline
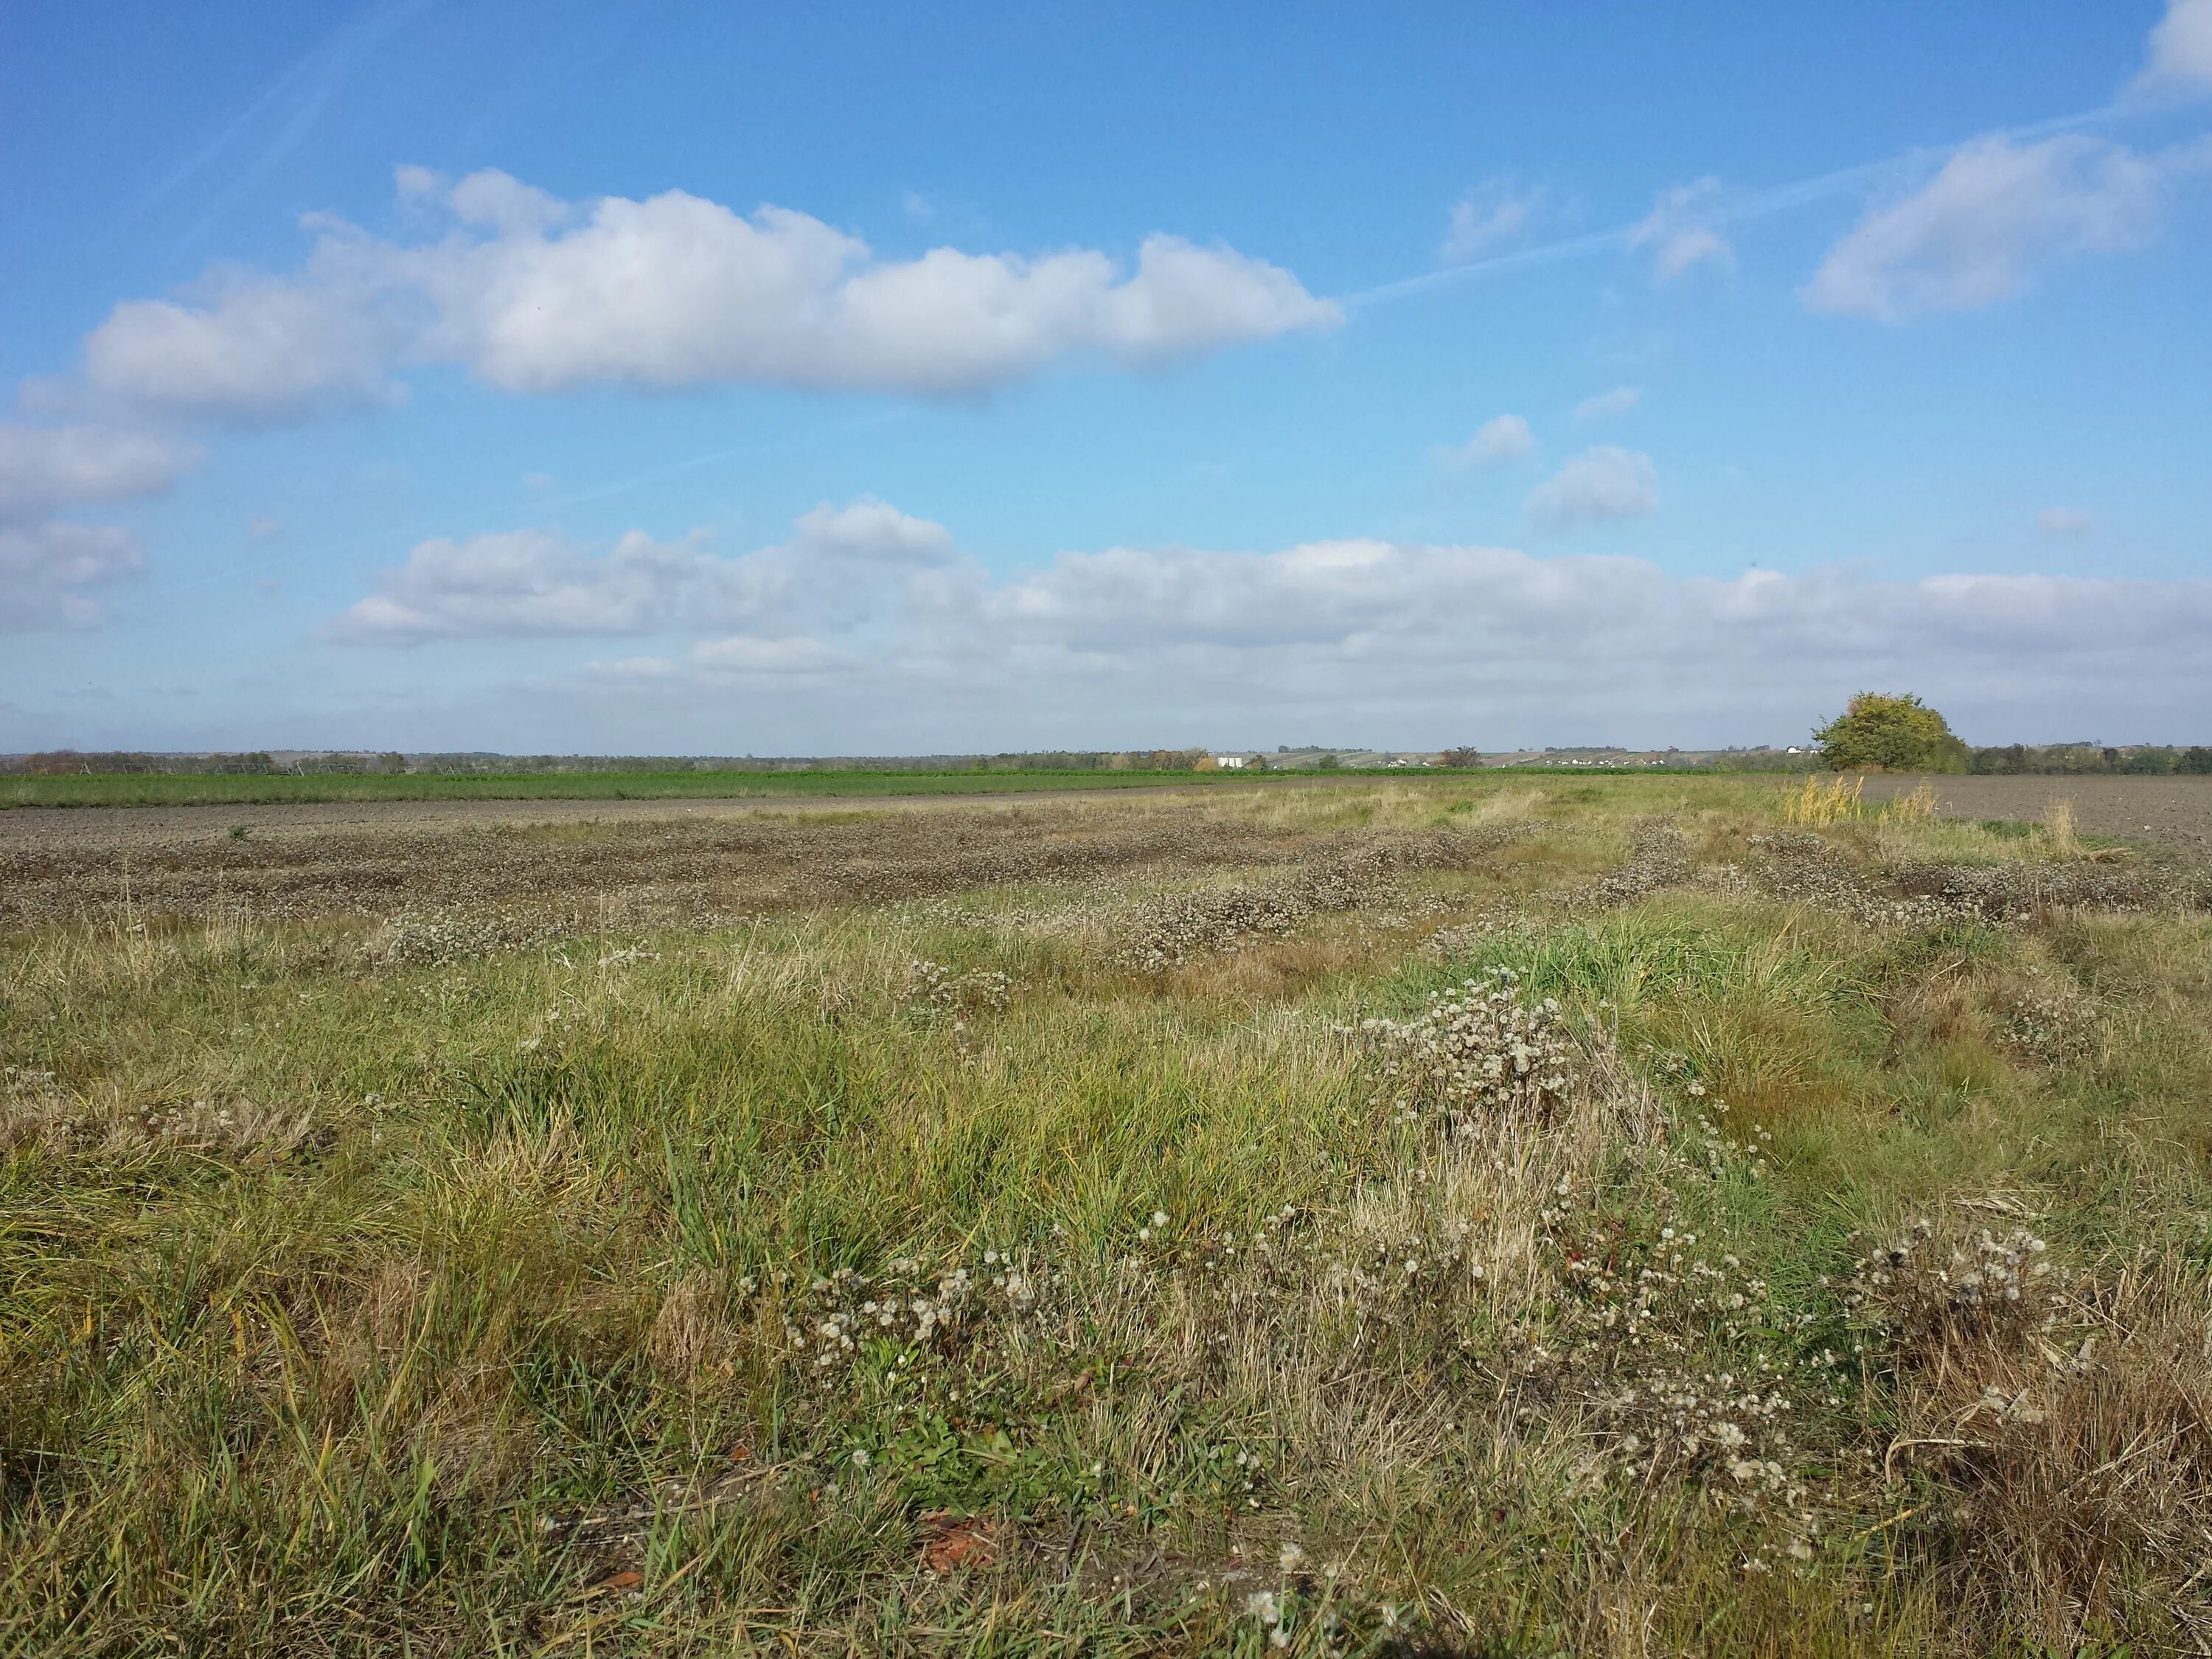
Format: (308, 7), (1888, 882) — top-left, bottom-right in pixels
(4, 751), (403, 776)
(1967, 745), (2212, 776)
(0, 749), (1212, 777)
(4, 751), (305, 776)
(7, 744), (2211, 778)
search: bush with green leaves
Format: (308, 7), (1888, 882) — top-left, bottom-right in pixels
(1814, 692), (1969, 773)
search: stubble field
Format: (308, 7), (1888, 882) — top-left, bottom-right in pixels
(5, 776), (2212, 1655)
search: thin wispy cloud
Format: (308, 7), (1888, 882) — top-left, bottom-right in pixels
(2133, 0), (2212, 98)
(1441, 178), (1545, 262)
(1341, 107), (2122, 313)
(1436, 414), (1536, 470)
(1804, 133), (2212, 320)
(1572, 386), (1642, 424)
(1526, 448), (1659, 529)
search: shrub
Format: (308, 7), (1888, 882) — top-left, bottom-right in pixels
(1814, 692), (1969, 773)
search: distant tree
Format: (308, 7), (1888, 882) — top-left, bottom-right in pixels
(2181, 746), (2212, 775)
(1813, 693), (1969, 773)
(1315, 754), (1342, 771)
(1441, 746), (1483, 769)
(2123, 748), (2174, 775)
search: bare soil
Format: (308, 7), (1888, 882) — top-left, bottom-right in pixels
(0, 794), (1384, 929)
(1859, 773), (2212, 856)
(7, 773), (2207, 930)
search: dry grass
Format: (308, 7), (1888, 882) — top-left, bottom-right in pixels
(2045, 796), (2080, 857)
(4, 776), (2212, 1654)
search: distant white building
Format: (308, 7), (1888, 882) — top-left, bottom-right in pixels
(1211, 754), (1248, 769)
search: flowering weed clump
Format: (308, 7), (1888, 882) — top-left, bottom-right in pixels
(1355, 971), (1579, 1127)
(1580, 818), (1694, 908)
(905, 957), (1015, 1015)
(1118, 830), (1514, 969)
(1840, 1213), (2212, 1646)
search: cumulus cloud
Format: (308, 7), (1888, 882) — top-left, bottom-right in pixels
(559, 534), (2212, 747)
(1525, 448), (1659, 529)
(787, 499), (956, 565)
(2136, 0), (2212, 97)
(1442, 178), (1544, 262)
(72, 169), (1338, 418)
(1440, 414), (1536, 470)
(335, 501), (958, 641)
(2038, 507), (2096, 537)
(327, 505), (2212, 743)
(83, 256), (403, 420)
(1802, 134), (2208, 321)
(958, 546), (2212, 735)
(1628, 179), (1734, 279)
(0, 425), (194, 521)
(1571, 386), (1642, 424)
(0, 521), (145, 630)
(0, 425), (187, 630)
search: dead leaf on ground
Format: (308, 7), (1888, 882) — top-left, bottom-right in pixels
(919, 1509), (999, 1573)
(596, 1570), (644, 1594)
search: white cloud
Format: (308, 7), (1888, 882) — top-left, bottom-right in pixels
(1440, 414), (1536, 470)
(1801, 134), (2205, 321)
(73, 170), (1338, 417)
(2037, 507), (2095, 537)
(1628, 180), (1734, 279)
(295, 504), (2212, 742)
(334, 501), (959, 641)
(0, 520), (144, 630)
(524, 534), (2212, 749)
(1525, 448), (1659, 529)
(445, 169), (571, 236)
(83, 248), (403, 420)
(582, 654), (678, 678)
(958, 547), (2212, 727)
(2137, 0), (2212, 97)
(0, 425), (188, 630)
(1571, 386), (1642, 424)
(691, 635), (842, 675)
(0, 425), (194, 521)
(1442, 179), (1543, 262)
(787, 500), (956, 564)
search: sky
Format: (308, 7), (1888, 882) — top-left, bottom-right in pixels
(4, 1), (2211, 756)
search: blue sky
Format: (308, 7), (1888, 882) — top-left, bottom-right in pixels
(4, 0), (2211, 754)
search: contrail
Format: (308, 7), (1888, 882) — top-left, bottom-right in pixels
(107, 0), (436, 251)
(1338, 103), (2120, 311)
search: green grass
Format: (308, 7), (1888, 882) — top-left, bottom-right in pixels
(2, 767), (1805, 811)
(1, 767), (1267, 810)
(4, 781), (2210, 1654)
